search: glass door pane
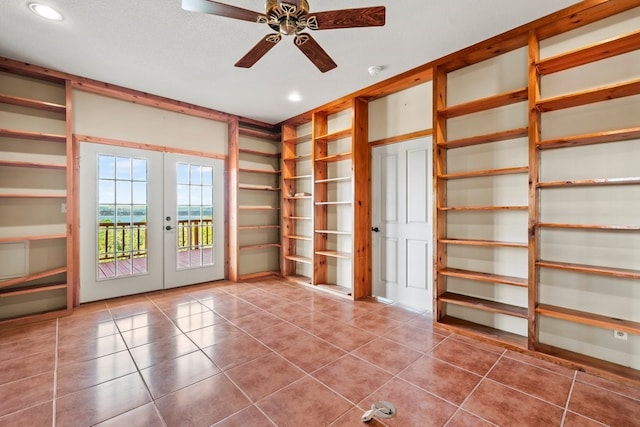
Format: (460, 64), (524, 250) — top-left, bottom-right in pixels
(97, 155), (149, 279)
(164, 154), (224, 288)
(175, 163), (215, 269)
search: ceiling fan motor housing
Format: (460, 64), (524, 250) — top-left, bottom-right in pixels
(265, 0), (310, 35)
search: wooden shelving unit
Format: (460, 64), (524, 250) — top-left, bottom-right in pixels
(434, 6), (640, 380)
(230, 121), (282, 281)
(530, 18), (640, 377)
(434, 50), (531, 348)
(312, 107), (354, 296)
(281, 121), (314, 286)
(0, 68), (71, 322)
(281, 98), (370, 297)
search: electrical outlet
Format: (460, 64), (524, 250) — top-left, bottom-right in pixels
(61, 203), (67, 213)
(613, 330), (628, 340)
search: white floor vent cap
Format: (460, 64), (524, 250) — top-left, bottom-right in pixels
(361, 401), (396, 423)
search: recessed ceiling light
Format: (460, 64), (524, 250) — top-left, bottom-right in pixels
(288, 92), (302, 102)
(28, 3), (63, 21)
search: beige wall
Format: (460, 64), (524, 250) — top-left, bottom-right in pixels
(72, 90), (228, 154)
(368, 82), (432, 141)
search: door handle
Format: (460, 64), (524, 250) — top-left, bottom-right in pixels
(165, 225), (174, 231)
(371, 227), (380, 232)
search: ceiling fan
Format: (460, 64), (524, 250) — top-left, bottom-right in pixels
(182, 0), (386, 73)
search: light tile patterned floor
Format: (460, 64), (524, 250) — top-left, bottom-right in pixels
(0, 279), (638, 426)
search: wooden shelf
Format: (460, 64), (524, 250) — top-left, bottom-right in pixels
(283, 274), (312, 285)
(439, 268), (528, 287)
(537, 223), (640, 231)
(438, 205), (528, 212)
(0, 233), (66, 244)
(283, 235), (312, 241)
(0, 159), (66, 170)
(283, 175), (312, 180)
(538, 177), (640, 188)
(283, 134), (312, 145)
(315, 177), (351, 184)
(315, 230), (352, 235)
(315, 201), (352, 206)
(284, 255), (312, 264)
(537, 127), (640, 150)
(0, 128), (66, 143)
(0, 282), (67, 298)
(238, 148), (280, 158)
(239, 243), (280, 251)
(536, 30), (640, 75)
(534, 343), (640, 384)
(438, 88), (528, 118)
(536, 304), (640, 335)
(238, 271), (280, 281)
(283, 153), (312, 161)
(239, 225), (280, 230)
(0, 192), (66, 199)
(437, 316), (527, 349)
(439, 238), (527, 248)
(315, 250), (352, 259)
(315, 153), (352, 163)
(284, 216), (311, 220)
(441, 128), (528, 149)
(0, 94), (66, 114)
(314, 128), (352, 143)
(238, 127), (281, 142)
(239, 206), (280, 211)
(0, 266), (66, 290)
(238, 184), (280, 191)
(440, 166), (528, 180)
(316, 283), (352, 297)
(536, 79), (640, 112)
(238, 168), (280, 175)
(536, 260), (640, 279)
(439, 292), (528, 318)
(284, 195), (312, 200)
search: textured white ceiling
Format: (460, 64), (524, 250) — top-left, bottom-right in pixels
(0, 0), (578, 124)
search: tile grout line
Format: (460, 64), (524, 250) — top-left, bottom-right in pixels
(443, 349), (507, 427)
(103, 297), (161, 426)
(127, 296), (168, 426)
(560, 371), (578, 427)
(148, 293), (278, 426)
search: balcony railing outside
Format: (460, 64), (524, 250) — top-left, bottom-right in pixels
(98, 219), (213, 262)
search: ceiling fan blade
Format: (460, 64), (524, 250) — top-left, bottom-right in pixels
(182, 0), (265, 23)
(235, 34), (282, 68)
(295, 34), (337, 73)
(309, 6), (385, 30)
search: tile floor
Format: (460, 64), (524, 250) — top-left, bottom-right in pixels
(0, 279), (638, 427)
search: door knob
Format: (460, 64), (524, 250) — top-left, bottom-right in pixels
(371, 227), (380, 232)
(165, 225), (174, 231)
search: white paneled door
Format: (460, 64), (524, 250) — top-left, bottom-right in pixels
(79, 143), (224, 303)
(372, 137), (433, 311)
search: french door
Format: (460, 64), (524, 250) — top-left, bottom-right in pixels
(371, 137), (433, 311)
(79, 143), (224, 303)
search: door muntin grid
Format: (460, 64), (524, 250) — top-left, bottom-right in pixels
(97, 154), (149, 279)
(175, 162), (215, 269)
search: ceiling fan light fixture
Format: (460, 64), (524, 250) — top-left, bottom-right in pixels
(28, 3), (63, 21)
